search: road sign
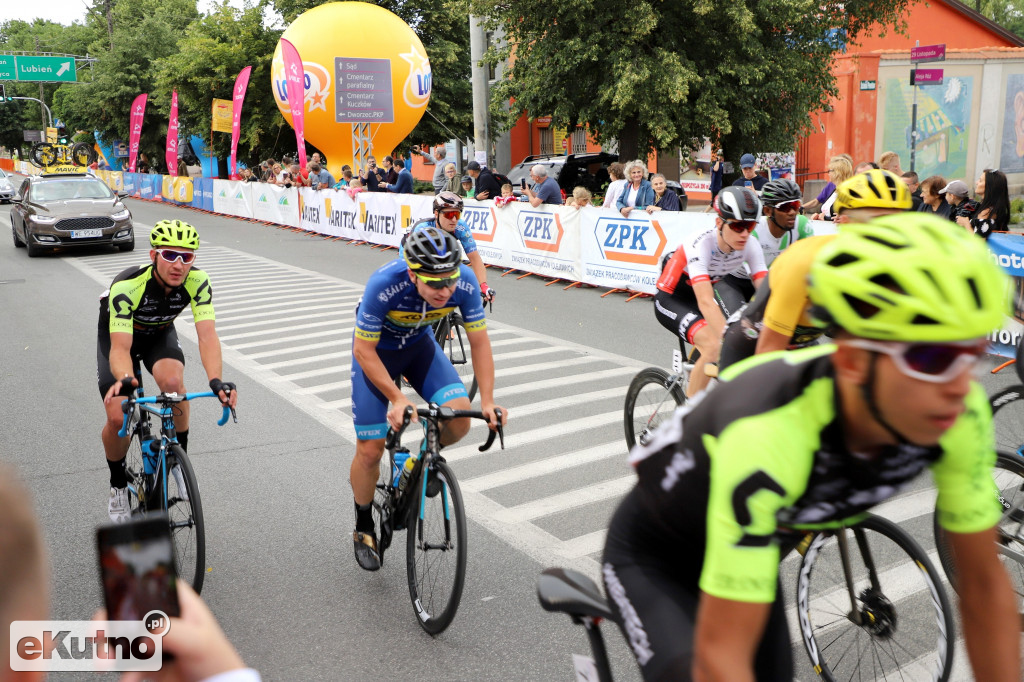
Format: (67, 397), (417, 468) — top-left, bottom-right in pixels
(911, 44), (945, 63)
(23, 130), (44, 142)
(859, 80), (876, 91)
(0, 55), (77, 82)
(911, 68), (943, 85)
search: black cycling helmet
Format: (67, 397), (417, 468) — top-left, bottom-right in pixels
(715, 186), (762, 222)
(404, 226), (462, 274)
(433, 191), (464, 214)
(760, 178), (802, 207)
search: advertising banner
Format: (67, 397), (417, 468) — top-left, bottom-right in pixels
(985, 232), (1024, 357)
(212, 180), (253, 218)
(122, 172), (140, 197)
(279, 38), (308, 170)
(211, 98), (233, 133)
(128, 94), (147, 173)
(230, 66), (252, 178)
(162, 176), (193, 203)
(191, 177), (214, 212)
(166, 90), (179, 176)
(251, 183), (300, 226)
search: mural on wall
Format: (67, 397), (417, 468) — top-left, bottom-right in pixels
(881, 75), (973, 180)
(1000, 73), (1024, 174)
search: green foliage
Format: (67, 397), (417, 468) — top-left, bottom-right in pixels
(1012, 196), (1024, 214)
(472, 0), (911, 161)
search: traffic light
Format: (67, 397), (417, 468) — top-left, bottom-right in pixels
(0, 84), (6, 102)
(57, 126), (68, 144)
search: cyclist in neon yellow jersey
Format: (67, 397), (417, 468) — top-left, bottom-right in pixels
(603, 213), (1019, 680)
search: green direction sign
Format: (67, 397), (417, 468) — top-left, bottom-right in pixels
(0, 55), (15, 81)
(15, 56), (76, 82)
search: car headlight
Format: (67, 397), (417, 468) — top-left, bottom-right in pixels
(30, 214), (58, 224)
(111, 208), (131, 220)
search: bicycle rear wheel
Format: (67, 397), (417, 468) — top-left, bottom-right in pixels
(933, 452), (1024, 612)
(436, 314), (478, 402)
(71, 142), (95, 166)
(623, 367), (685, 451)
(31, 143), (56, 168)
(990, 385), (1024, 456)
(797, 515), (954, 682)
(373, 452), (397, 563)
(164, 445), (206, 594)
(406, 459), (467, 635)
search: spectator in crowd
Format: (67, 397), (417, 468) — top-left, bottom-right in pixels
(707, 149), (724, 212)
(279, 169), (295, 188)
(617, 160), (655, 216)
(856, 161), (879, 173)
(812, 156), (854, 221)
(466, 160), (502, 200)
(646, 173), (681, 213)
(957, 169), (1009, 240)
(602, 162), (627, 210)
(177, 158), (188, 177)
(878, 151), (902, 175)
(495, 182), (518, 207)
(360, 156), (385, 192)
(731, 153), (768, 191)
(136, 152), (150, 174)
(382, 159), (413, 194)
(901, 171), (923, 210)
(273, 162), (286, 183)
(413, 144), (448, 193)
(943, 179), (981, 225)
(461, 174), (475, 198)
(346, 177), (365, 200)
(567, 186), (592, 209)
(310, 152), (322, 167)
(308, 162), (335, 190)
(382, 155), (398, 185)
(288, 163), (308, 187)
(917, 175), (951, 219)
(802, 154), (847, 212)
(241, 168), (258, 183)
(442, 163), (461, 195)
(333, 169), (353, 189)
(523, 164), (564, 207)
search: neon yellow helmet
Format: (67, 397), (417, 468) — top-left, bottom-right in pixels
(150, 220), (199, 250)
(833, 169), (913, 213)
(809, 213), (1008, 342)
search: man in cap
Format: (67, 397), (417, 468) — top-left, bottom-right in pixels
(731, 153), (768, 191)
(465, 160), (502, 201)
(941, 179), (980, 223)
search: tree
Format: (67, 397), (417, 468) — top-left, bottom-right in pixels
(271, 0), (473, 148)
(471, 0), (911, 162)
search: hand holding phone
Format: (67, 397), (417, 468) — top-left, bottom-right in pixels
(520, 178), (526, 189)
(97, 514), (180, 624)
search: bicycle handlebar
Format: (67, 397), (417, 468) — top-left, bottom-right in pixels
(385, 403), (505, 452)
(118, 390), (237, 438)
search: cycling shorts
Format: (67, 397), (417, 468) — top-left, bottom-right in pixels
(351, 333), (469, 440)
(654, 278), (747, 346)
(96, 320), (185, 398)
(603, 489), (793, 681)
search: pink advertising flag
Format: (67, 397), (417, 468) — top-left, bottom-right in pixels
(128, 94), (148, 173)
(230, 66), (252, 179)
(279, 38), (307, 170)
(166, 90), (179, 176)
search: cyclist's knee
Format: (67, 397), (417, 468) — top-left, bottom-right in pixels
(354, 439), (385, 465)
(443, 416), (471, 443)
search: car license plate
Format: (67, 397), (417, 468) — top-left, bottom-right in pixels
(71, 229), (103, 238)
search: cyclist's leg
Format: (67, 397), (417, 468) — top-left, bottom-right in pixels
(145, 327), (188, 439)
(718, 310), (758, 373)
(714, 274), (754, 319)
(98, 328), (134, 462)
(655, 289), (713, 397)
(403, 335), (471, 446)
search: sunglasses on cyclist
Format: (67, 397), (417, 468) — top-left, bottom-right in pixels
(156, 249), (197, 264)
(845, 339), (987, 383)
(773, 200), (802, 213)
(414, 270), (461, 290)
(440, 210), (462, 220)
(724, 220), (757, 233)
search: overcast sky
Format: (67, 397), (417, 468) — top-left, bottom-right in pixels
(2, 0), (249, 26)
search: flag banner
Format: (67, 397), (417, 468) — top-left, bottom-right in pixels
(128, 94), (147, 173)
(230, 66), (252, 178)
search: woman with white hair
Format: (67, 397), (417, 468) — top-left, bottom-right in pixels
(616, 160), (655, 217)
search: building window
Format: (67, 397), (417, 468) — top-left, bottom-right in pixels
(539, 128), (553, 155)
(572, 128), (587, 155)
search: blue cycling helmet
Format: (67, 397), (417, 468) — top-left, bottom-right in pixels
(403, 226), (461, 274)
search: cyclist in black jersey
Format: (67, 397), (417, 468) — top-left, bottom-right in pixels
(603, 213), (1019, 681)
(98, 220), (237, 523)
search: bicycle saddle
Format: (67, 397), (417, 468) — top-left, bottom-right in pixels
(537, 567), (615, 621)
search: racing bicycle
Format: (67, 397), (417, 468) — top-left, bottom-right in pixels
(622, 339), (707, 451)
(539, 514), (954, 681)
(117, 377), (237, 594)
(373, 403), (504, 634)
(30, 141), (96, 168)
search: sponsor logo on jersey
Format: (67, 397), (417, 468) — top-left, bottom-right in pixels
(593, 217), (667, 265)
(516, 211), (563, 252)
(386, 308), (450, 326)
(462, 207), (498, 242)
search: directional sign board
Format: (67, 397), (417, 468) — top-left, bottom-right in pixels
(911, 68), (944, 85)
(0, 55), (77, 82)
(911, 44), (945, 63)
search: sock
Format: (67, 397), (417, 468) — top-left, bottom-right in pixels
(177, 429), (189, 453)
(108, 458), (128, 489)
(354, 502), (374, 534)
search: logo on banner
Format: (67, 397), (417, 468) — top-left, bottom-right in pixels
(273, 61), (331, 113)
(594, 217), (667, 265)
(218, 189), (227, 198)
(258, 192), (269, 203)
(516, 211), (564, 252)
(324, 198), (356, 229)
(300, 197), (320, 223)
(399, 44), (432, 108)
(278, 196), (290, 206)
(462, 206), (497, 243)
(401, 205), (413, 230)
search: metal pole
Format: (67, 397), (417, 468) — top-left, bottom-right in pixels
(9, 97), (53, 128)
(910, 40), (918, 174)
(469, 14), (490, 166)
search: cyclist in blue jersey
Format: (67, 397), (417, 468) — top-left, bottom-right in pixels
(349, 226), (507, 570)
(401, 191), (495, 302)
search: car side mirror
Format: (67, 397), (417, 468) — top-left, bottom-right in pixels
(117, 191), (128, 199)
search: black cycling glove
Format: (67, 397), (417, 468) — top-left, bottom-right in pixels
(209, 378), (236, 402)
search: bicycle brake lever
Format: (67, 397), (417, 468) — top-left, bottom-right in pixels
(478, 408), (505, 451)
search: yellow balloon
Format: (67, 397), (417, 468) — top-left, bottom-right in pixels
(271, 2), (432, 179)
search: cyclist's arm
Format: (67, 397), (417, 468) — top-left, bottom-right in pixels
(352, 336), (407, 406)
(195, 320), (237, 407)
(107, 331), (135, 386)
(754, 327), (792, 354)
(466, 251), (488, 292)
(694, 596), (771, 682)
(947, 528), (1020, 680)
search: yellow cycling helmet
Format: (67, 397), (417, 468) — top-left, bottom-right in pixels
(150, 220), (200, 250)
(833, 169), (913, 213)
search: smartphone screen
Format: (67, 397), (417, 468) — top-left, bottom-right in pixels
(97, 514), (180, 623)
(744, 180), (753, 189)
(520, 178), (526, 189)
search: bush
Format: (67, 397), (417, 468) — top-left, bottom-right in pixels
(413, 180), (434, 195)
(1012, 197), (1024, 215)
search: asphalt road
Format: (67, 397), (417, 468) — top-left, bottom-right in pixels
(2, 183), (1022, 681)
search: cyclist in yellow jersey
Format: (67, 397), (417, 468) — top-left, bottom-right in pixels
(98, 220), (237, 523)
(603, 214), (1019, 680)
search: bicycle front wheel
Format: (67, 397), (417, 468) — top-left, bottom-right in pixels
(31, 143), (56, 168)
(990, 385), (1024, 456)
(623, 367), (685, 451)
(796, 515), (954, 682)
(934, 452), (1024, 610)
(123, 413), (149, 515)
(164, 445), (207, 594)
(437, 314), (477, 402)
(406, 460), (467, 635)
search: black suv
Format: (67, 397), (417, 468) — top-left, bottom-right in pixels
(507, 152), (687, 209)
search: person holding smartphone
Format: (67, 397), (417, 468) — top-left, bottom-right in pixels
(98, 220), (238, 524)
(359, 156), (385, 192)
(731, 153), (768, 192)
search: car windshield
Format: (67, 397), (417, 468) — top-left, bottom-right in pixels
(32, 179), (113, 202)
